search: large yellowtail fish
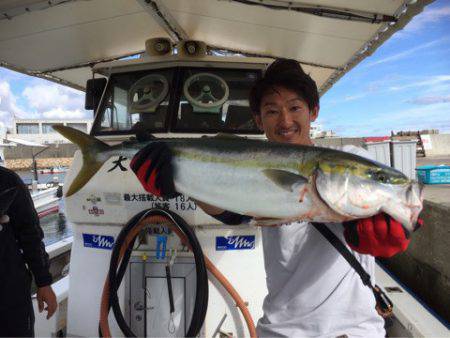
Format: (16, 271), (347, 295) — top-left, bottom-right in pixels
(54, 125), (423, 231)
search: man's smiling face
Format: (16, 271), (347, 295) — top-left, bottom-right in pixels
(255, 86), (318, 145)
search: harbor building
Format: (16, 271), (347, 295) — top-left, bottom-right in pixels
(9, 118), (93, 144)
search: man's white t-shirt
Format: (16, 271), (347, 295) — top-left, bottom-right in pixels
(256, 145), (386, 338)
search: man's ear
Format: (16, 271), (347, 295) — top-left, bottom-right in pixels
(310, 106), (319, 122)
(254, 114), (264, 131)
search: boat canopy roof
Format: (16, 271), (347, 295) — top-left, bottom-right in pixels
(0, 0), (432, 93)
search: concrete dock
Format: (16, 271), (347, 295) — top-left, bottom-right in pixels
(380, 155), (450, 325)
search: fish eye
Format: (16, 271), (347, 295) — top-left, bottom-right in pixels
(377, 173), (388, 183)
(368, 170), (390, 184)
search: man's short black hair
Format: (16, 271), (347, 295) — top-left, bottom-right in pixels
(249, 58), (319, 115)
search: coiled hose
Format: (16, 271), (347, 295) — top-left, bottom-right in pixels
(99, 209), (208, 337)
(99, 208), (257, 338)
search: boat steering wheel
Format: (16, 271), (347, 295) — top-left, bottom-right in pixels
(183, 73), (229, 112)
(129, 74), (169, 113)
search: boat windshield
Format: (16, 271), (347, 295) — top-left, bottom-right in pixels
(92, 67), (263, 135)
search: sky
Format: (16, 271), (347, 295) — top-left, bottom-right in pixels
(319, 0), (450, 137)
(0, 68), (88, 125)
(0, 1), (449, 137)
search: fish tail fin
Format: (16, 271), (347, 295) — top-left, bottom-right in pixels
(53, 125), (110, 197)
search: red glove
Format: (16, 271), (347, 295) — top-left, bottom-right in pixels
(343, 214), (423, 258)
(130, 142), (178, 199)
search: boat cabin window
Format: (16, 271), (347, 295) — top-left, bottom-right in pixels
(96, 68), (174, 133)
(92, 66), (263, 135)
(174, 68), (260, 133)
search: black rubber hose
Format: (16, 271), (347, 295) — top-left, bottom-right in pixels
(170, 210), (209, 335)
(152, 209), (208, 336)
(98, 238), (134, 337)
(104, 208), (208, 337)
(99, 212), (145, 337)
(108, 209), (172, 336)
(108, 209), (165, 337)
(166, 265), (175, 314)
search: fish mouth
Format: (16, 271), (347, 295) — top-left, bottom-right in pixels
(409, 206), (422, 229)
(418, 181), (425, 202)
(408, 181), (424, 227)
(388, 181), (424, 229)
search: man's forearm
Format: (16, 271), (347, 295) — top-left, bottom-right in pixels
(194, 200), (251, 225)
(194, 200), (225, 216)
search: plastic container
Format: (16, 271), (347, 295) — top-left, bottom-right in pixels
(390, 140), (417, 179)
(363, 137), (391, 166)
(416, 165), (450, 184)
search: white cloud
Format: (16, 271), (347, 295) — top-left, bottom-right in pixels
(364, 38), (448, 67)
(0, 81), (26, 122)
(22, 83), (85, 114)
(322, 92), (370, 107)
(388, 102), (450, 121)
(403, 5), (450, 33)
(407, 95), (450, 105)
(388, 75), (450, 91)
(343, 93), (367, 102)
(42, 108), (86, 119)
(19, 82), (90, 121)
(0, 76), (90, 126)
(364, 103), (450, 135)
(327, 103), (450, 136)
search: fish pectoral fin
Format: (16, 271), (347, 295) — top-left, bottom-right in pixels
(262, 169), (308, 192)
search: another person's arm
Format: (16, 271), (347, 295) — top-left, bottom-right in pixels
(8, 172), (57, 319)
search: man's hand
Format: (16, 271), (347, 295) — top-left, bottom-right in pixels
(344, 213), (423, 258)
(36, 286), (57, 319)
(130, 142), (178, 199)
(343, 213), (422, 258)
(0, 214), (9, 224)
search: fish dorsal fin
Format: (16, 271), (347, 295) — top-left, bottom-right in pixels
(214, 133), (245, 139)
(262, 169), (308, 192)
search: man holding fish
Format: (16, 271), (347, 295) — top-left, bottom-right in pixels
(55, 58), (422, 337)
(130, 59), (423, 337)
